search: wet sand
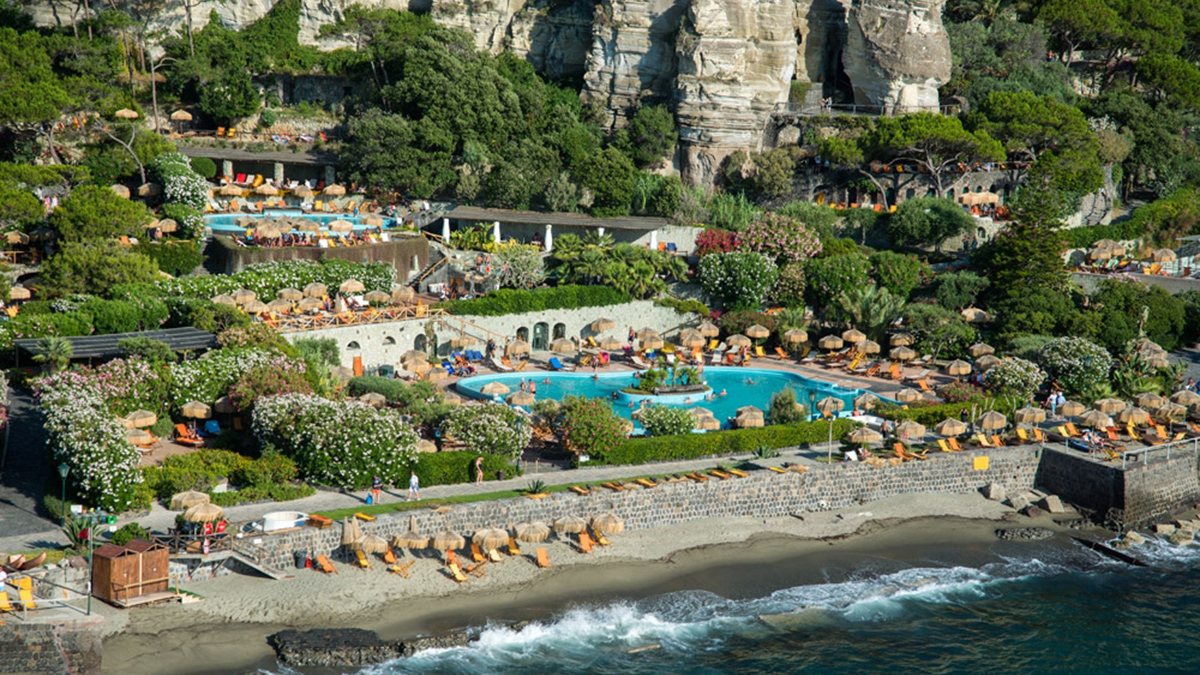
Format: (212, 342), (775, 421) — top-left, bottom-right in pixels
(100, 492), (1091, 675)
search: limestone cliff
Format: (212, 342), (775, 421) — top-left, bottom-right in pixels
(843, 0), (951, 113)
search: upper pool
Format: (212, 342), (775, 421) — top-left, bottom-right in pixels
(455, 367), (879, 430)
(204, 211), (396, 235)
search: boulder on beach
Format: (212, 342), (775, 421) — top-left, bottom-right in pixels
(1006, 494), (1031, 511)
(1155, 523), (1177, 535)
(268, 628), (472, 666)
(981, 483), (1006, 502)
(1168, 530), (1194, 546)
(1176, 520), (1197, 533)
(1021, 505), (1045, 518)
(1040, 495), (1068, 514)
(1124, 531), (1146, 545)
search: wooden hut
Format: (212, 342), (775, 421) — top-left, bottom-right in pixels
(91, 539), (172, 607)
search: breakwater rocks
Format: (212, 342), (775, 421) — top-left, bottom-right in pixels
(269, 628), (473, 666)
(994, 527), (1055, 542)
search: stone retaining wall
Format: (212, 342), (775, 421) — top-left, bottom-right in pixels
(0, 615), (104, 675)
(244, 447), (1041, 571)
(1122, 450), (1200, 526)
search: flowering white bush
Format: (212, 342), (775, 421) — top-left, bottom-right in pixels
(152, 152), (209, 210)
(1039, 337), (1113, 395)
(159, 259), (395, 300)
(168, 348), (305, 410)
(253, 394), (419, 488)
(698, 251), (778, 311)
(439, 403), (532, 459)
(982, 357), (1045, 400)
(639, 404), (694, 437)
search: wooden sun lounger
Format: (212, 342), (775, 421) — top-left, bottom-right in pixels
(686, 472), (708, 482)
(0, 591), (14, 612)
(709, 470), (733, 479)
(726, 468), (749, 477)
(354, 549), (373, 569)
(383, 548), (397, 564)
(535, 548), (551, 568)
(508, 537), (522, 556)
(470, 543), (487, 564)
(578, 532), (594, 554)
(569, 485), (591, 495)
(634, 478), (658, 488)
(592, 528), (611, 546)
(316, 554), (338, 574)
(388, 560), (415, 578)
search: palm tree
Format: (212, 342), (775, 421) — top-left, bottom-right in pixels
(835, 285), (906, 342)
(33, 336), (73, 374)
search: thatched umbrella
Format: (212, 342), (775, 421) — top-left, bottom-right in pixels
(416, 439), (438, 453)
(975, 354), (1002, 372)
(481, 381), (511, 397)
(359, 392), (387, 408)
(242, 300), (269, 315)
(341, 517), (364, 546)
(890, 346), (918, 362)
(391, 286), (415, 304)
(170, 109), (193, 122)
(550, 338), (577, 354)
(232, 289), (256, 304)
(746, 324), (770, 339)
(432, 530), (465, 552)
(6, 231), (29, 245)
(553, 515), (587, 534)
(114, 108), (139, 119)
(848, 428), (883, 444)
(393, 515), (429, 550)
(298, 297), (324, 313)
(254, 183), (279, 196)
(1146, 354), (1172, 370)
(508, 391), (535, 406)
(678, 329), (705, 348)
(365, 290), (391, 304)
(591, 317), (615, 333)
(961, 308), (991, 323)
(182, 401), (212, 419)
(1013, 406), (1046, 424)
(157, 218), (178, 233)
(842, 329), (866, 343)
(137, 182), (161, 197)
(857, 340), (881, 355)
(1118, 406), (1150, 425)
(472, 528), (509, 551)
(170, 491), (210, 510)
(9, 285), (30, 300)
(292, 185), (314, 199)
(506, 340), (531, 356)
(945, 360), (972, 377)
(515, 522), (551, 543)
(211, 293), (237, 306)
(1171, 390), (1200, 407)
(339, 278), (365, 294)
(935, 419), (968, 436)
(723, 334), (749, 349)
(219, 184), (243, 197)
(1094, 398), (1125, 414)
(1088, 247), (1111, 261)
(889, 333), (915, 347)
(1157, 402), (1187, 420)
(591, 513), (624, 535)
(355, 534), (390, 554)
(111, 184), (131, 199)
(598, 336), (623, 351)
(1152, 248), (1177, 263)
(323, 184), (347, 196)
(695, 415), (720, 431)
(853, 392), (880, 411)
(698, 321), (720, 338)
(978, 411), (1007, 431)
(126, 409), (157, 428)
(214, 396), (236, 414)
(1134, 392), (1166, 410)
(815, 397), (845, 415)
(641, 336), (664, 351)
(636, 327), (660, 341)
(1079, 410), (1114, 429)
(400, 351), (428, 367)
(126, 428), (153, 444)
(361, 214), (385, 227)
(266, 299), (292, 313)
(783, 328), (808, 344)
(330, 220), (354, 233)
(183, 502), (224, 523)
(1060, 400), (1086, 418)
(295, 221), (321, 234)
(818, 335), (844, 351)
(968, 343), (995, 357)
(895, 420), (926, 440)
(450, 334), (476, 348)
(894, 388), (922, 404)
(736, 410), (765, 428)
(301, 282), (327, 298)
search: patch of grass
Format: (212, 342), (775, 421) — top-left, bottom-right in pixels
(1, 548), (71, 565)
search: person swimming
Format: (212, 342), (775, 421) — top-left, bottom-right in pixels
(719, 389), (728, 396)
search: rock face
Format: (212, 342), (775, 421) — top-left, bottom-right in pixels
(843, 0), (950, 113)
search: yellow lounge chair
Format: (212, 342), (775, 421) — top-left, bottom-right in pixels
(354, 549), (373, 569)
(488, 548), (503, 563)
(975, 434), (992, 447)
(508, 537), (522, 556)
(354, 512), (376, 521)
(15, 577), (35, 609)
(314, 200), (324, 212)
(938, 439), (952, 453)
(447, 561), (468, 583)
(592, 528), (611, 546)
(388, 560), (415, 578)
(754, 346), (766, 359)
(0, 590), (14, 612)
(1016, 428), (1029, 442)
(727, 468), (749, 477)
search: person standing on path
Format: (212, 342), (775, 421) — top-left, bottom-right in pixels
(408, 471), (420, 501)
(371, 475), (383, 504)
(475, 456), (484, 486)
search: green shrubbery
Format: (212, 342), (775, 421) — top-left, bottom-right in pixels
(654, 297), (710, 315)
(876, 399), (990, 427)
(140, 448), (306, 502)
(440, 285), (631, 316)
(412, 451), (516, 487)
(135, 240), (205, 276)
(593, 419), (855, 465)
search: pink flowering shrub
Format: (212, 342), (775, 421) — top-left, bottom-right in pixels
(735, 212), (822, 265)
(695, 228), (738, 258)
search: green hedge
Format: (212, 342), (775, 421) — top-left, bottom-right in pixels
(413, 451), (517, 486)
(654, 297), (710, 315)
(346, 376), (409, 400)
(594, 419), (856, 466)
(208, 484), (314, 506)
(439, 285), (631, 316)
(140, 449), (300, 501)
(876, 398), (992, 427)
(1062, 220), (1141, 249)
(136, 239), (205, 277)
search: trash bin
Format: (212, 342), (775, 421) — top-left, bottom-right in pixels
(294, 549), (307, 569)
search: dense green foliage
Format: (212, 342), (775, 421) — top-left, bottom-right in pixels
(134, 240), (205, 276)
(440, 285), (632, 316)
(594, 419), (855, 466)
(413, 451), (515, 486)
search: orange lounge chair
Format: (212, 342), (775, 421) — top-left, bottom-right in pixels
(535, 547), (551, 568)
(383, 548), (397, 565)
(316, 554), (337, 574)
(388, 560), (415, 578)
(887, 363), (902, 380)
(1033, 428), (1046, 442)
(916, 379), (932, 392)
(1065, 422), (1082, 437)
(470, 542), (486, 564)
(948, 437), (964, 452)
(508, 537), (522, 556)
(991, 434), (1005, 447)
(174, 423), (204, 447)
(774, 347), (789, 360)
(578, 532), (594, 554)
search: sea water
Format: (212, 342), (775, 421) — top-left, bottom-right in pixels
(340, 538), (1200, 675)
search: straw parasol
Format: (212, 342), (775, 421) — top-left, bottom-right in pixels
(1146, 354), (1172, 370)
(303, 282), (327, 298)
(890, 346), (918, 362)
(550, 338), (577, 354)
(783, 328), (808, 344)
(1133, 393), (1165, 410)
(157, 218), (178, 233)
(211, 293), (237, 306)
(968, 343), (995, 357)
(506, 340), (531, 356)
(392, 286), (415, 304)
(266, 299), (292, 313)
(359, 392), (387, 408)
(698, 321), (720, 338)
(508, 391), (535, 406)
(591, 318), (615, 333)
(1060, 400), (1086, 417)
(641, 336), (664, 351)
(695, 415), (720, 431)
(598, 336), (623, 351)
(254, 184), (279, 196)
(126, 428), (153, 444)
(975, 354), (1002, 372)
(416, 439), (438, 453)
(1013, 406), (1046, 424)
(591, 513), (625, 535)
(298, 297), (324, 313)
(220, 183), (243, 197)
(431, 530), (465, 552)
(889, 333), (914, 347)
(1152, 248), (1177, 263)
(1094, 398), (1125, 414)
(6, 231), (29, 245)
(355, 534), (390, 554)
(895, 420), (926, 439)
(364, 290), (391, 304)
(293, 185), (314, 199)
(183, 502), (224, 523)
(818, 335), (844, 351)
(473, 528), (510, 551)
(854, 392), (880, 410)
(182, 401), (212, 419)
(895, 388), (922, 404)
(323, 184), (347, 196)
(170, 109), (192, 122)
(242, 300), (269, 314)
(847, 428), (883, 444)
(9, 285), (30, 300)
(400, 349), (428, 364)
(841, 329), (866, 343)
(857, 340), (881, 355)
(232, 289), (256, 304)
(553, 515), (588, 535)
(214, 396), (236, 414)
(330, 220), (354, 233)
(481, 381), (511, 397)
(746, 324), (770, 339)
(114, 108), (139, 119)
(935, 419), (968, 436)
(515, 522), (551, 543)
(341, 517), (364, 546)
(679, 330), (706, 349)
(636, 327), (660, 341)
(170, 490), (210, 510)
(1157, 402), (1187, 420)
(137, 182), (161, 197)
(126, 409), (157, 428)
(361, 214), (385, 227)
(815, 397), (845, 415)
(945, 360), (972, 377)
(978, 411), (1007, 431)
(111, 184), (131, 199)
(1171, 390), (1200, 407)
(1079, 410), (1113, 429)
(736, 410), (765, 428)
(450, 334), (477, 348)
(339, 278), (365, 294)
(393, 515), (429, 550)
(1117, 406), (1150, 425)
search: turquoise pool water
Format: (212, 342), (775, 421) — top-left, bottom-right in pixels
(203, 211), (395, 234)
(455, 367), (875, 430)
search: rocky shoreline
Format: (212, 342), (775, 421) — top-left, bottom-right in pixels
(269, 627), (473, 667)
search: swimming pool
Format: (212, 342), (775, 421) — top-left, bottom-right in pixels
(455, 367), (880, 431)
(204, 211), (396, 235)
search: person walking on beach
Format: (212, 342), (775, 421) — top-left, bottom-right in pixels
(475, 456), (484, 486)
(371, 475), (383, 504)
(408, 471), (420, 501)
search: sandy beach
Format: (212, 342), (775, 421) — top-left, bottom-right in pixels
(99, 492), (1095, 675)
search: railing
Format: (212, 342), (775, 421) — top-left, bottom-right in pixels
(156, 530), (236, 555)
(772, 102), (962, 117)
(415, 256), (448, 287)
(1117, 437), (1200, 469)
(270, 305), (447, 333)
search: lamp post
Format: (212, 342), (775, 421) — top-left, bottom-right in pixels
(150, 56), (176, 134)
(57, 463), (69, 528)
(808, 390), (818, 422)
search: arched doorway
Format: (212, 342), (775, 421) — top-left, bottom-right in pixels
(552, 323), (566, 340)
(383, 336), (396, 345)
(414, 335), (426, 352)
(347, 341), (360, 351)
(516, 326), (530, 344)
(532, 323), (549, 351)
